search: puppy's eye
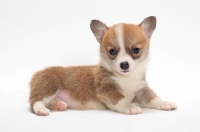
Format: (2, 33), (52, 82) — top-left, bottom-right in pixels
(109, 49), (117, 55)
(132, 48), (140, 54)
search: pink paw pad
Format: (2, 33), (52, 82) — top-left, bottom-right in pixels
(37, 110), (49, 116)
(54, 101), (67, 111)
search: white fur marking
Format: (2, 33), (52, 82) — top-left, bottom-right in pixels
(33, 94), (57, 115)
(33, 101), (50, 116)
(112, 57), (149, 102)
(113, 24), (136, 73)
(108, 98), (142, 115)
(149, 97), (178, 110)
(114, 24), (125, 53)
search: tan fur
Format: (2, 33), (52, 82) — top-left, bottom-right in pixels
(29, 16), (177, 115)
(133, 87), (158, 106)
(94, 66), (124, 105)
(123, 24), (149, 58)
(29, 66), (105, 112)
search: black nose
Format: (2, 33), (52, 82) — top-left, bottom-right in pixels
(120, 62), (129, 70)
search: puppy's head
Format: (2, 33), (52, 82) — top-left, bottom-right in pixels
(90, 16), (156, 75)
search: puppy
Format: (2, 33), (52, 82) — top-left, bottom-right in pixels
(29, 16), (178, 116)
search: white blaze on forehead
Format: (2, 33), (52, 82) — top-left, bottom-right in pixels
(114, 24), (125, 54)
(113, 24), (136, 73)
(114, 24), (131, 63)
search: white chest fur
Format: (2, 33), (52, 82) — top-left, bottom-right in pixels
(113, 59), (148, 102)
(114, 73), (147, 102)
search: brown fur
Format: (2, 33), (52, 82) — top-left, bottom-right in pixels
(94, 66), (124, 105)
(123, 24), (149, 59)
(29, 16), (177, 115)
(100, 26), (119, 60)
(29, 17), (155, 112)
(133, 87), (158, 106)
(29, 65), (124, 111)
(29, 66), (100, 111)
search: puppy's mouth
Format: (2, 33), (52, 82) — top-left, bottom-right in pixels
(121, 70), (130, 73)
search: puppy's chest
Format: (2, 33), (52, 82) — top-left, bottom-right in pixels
(115, 75), (147, 102)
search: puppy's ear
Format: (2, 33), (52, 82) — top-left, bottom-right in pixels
(90, 20), (107, 43)
(139, 16), (156, 39)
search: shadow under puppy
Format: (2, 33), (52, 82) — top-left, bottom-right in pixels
(29, 16), (178, 116)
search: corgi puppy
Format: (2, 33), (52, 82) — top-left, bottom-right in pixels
(29, 16), (178, 116)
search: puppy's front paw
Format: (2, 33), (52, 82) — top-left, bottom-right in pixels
(124, 105), (142, 115)
(156, 101), (178, 111)
(151, 98), (178, 111)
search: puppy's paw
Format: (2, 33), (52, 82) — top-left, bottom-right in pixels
(37, 108), (50, 116)
(54, 101), (67, 111)
(33, 102), (50, 116)
(151, 98), (178, 111)
(124, 105), (142, 115)
(156, 101), (178, 111)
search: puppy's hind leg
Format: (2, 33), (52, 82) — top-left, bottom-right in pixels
(33, 93), (68, 116)
(47, 99), (67, 111)
(32, 94), (56, 116)
(30, 66), (68, 115)
(33, 101), (50, 116)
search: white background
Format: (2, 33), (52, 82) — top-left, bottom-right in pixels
(1, 0), (200, 132)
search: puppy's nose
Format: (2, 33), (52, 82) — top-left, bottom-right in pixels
(120, 61), (129, 70)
